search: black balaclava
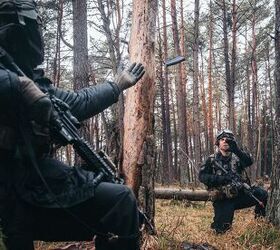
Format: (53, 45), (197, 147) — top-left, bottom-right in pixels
(0, 0), (44, 77)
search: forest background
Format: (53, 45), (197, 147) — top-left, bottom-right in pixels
(34, 0), (280, 249)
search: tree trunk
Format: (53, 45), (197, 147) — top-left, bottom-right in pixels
(230, 0), (237, 133)
(192, 0), (201, 169)
(180, 0), (190, 182)
(222, 0), (234, 131)
(53, 0), (63, 87)
(170, 84), (179, 179)
(170, 0), (189, 185)
(157, 29), (170, 184)
(267, 0), (280, 226)
(72, 0), (89, 89)
(72, 0), (90, 164)
(162, 0), (173, 182)
(199, 53), (208, 156)
(138, 136), (156, 228)
(154, 188), (211, 201)
(207, 0), (214, 154)
(123, 0), (158, 199)
(251, 6), (258, 182)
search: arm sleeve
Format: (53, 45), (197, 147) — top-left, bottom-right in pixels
(198, 157), (229, 188)
(51, 81), (121, 121)
(235, 149), (253, 168)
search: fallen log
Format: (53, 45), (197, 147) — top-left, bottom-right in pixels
(154, 188), (211, 201)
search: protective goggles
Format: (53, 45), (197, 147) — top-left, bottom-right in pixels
(216, 129), (234, 140)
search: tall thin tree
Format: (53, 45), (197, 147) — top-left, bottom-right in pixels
(267, 0), (280, 225)
(122, 1), (158, 225)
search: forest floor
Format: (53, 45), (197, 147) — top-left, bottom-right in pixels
(35, 195), (280, 250)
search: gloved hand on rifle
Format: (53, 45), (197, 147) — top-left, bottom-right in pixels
(115, 62), (145, 91)
(19, 76), (52, 136)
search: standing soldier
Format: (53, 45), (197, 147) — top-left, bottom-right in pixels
(199, 129), (268, 234)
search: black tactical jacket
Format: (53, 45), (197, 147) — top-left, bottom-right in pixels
(198, 150), (253, 189)
(0, 66), (120, 207)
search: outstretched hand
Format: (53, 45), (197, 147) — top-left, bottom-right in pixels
(115, 62), (145, 91)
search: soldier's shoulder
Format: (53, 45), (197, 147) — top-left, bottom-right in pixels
(209, 154), (215, 158)
(201, 154), (215, 167)
(208, 154), (216, 162)
(0, 65), (18, 82)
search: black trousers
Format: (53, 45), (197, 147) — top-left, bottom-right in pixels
(211, 186), (268, 233)
(2, 182), (140, 250)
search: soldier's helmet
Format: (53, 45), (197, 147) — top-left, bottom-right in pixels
(0, 0), (44, 68)
(215, 129), (235, 145)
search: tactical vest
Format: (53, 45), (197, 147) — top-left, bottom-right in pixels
(209, 153), (249, 200)
(209, 153), (242, 175)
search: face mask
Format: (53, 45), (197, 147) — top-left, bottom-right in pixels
(24, 18), (44, 67)
(0, 21), (44, 68)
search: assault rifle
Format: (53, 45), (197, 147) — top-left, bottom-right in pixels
(212, 160), (264, 208)
(0, 46), (156, 235)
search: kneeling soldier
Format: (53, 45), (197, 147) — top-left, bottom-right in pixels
(199, 129), (268, 234)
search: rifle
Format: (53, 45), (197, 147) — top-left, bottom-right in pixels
(0, 46), (156, 235)
(212, 160), (264, 208)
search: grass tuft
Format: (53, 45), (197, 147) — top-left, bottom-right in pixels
(238, 219), (280, 249)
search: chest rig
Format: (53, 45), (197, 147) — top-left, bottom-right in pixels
(210, 153), (243, 176)
(209, 153), (247, 200)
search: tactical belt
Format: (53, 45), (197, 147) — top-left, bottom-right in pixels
(0, 125), (16, 150)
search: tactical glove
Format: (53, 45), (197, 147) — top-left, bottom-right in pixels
(19, 76), (52, 133)
(226, 138), (240, 154)
(115, 63), (145, 91)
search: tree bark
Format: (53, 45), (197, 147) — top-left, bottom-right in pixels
(207, 0), (214, 154)
(170, 0), (189, 185)
(221, 0), (235, 131)
(162, 0), (173, 182)
(157, 29), (170, 184)
(267, 0), (280, 226)
(250, 4), (259, 182)
(72, 0), (89, 89)
(72, 0), (90, 164)
(192, 0), (201, 169)
(123, 0), (158, 195)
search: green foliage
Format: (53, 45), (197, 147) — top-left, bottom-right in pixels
(238, 222), (280, 248)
